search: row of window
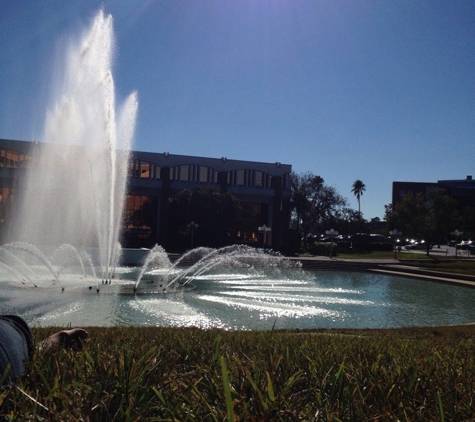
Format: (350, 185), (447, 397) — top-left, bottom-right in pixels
(130, 160), (161, 180)
(169, 164), (219, 184)
(0, 152), (288, 189)
(130, 160), (286, 189)
(0, 149), (33, 168)
(228, 169), (271, 188)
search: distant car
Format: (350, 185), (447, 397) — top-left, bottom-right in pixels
(447, 240), (457, 247)
(456, 241), (474, 250)
(405, 242), (432, 250)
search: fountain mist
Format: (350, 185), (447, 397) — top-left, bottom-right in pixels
(7, 10), (137, 282)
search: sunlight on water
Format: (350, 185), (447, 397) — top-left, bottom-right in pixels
(128, 298), (225, 329)
(188, 274), (260, 281)
(196, 294), (341, 319)
(218, 290), (375, 306)
(37, 302), (86, 323)
(229, 285), (362, 293)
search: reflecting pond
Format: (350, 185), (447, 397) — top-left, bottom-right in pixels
(1, 268), (474, 330)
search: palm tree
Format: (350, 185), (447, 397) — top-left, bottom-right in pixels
(351, 180), (366, 214)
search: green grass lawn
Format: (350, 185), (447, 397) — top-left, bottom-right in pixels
(337, 250), (432, 260)
(337, 251), (475, 275)
(2, 325), (475, 421)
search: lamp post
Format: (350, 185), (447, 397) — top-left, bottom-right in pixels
(389, 229), (402, 259)
(451, 229), (461, 258)
(187, 221), (199, 249)
(325, 228), (338, 258)
(258, 224), (271, 248)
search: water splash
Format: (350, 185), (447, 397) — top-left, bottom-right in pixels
(2, 242), (60, 285)
(0, 259), (35, 287)
(0, 246), (38, 283)
(7, 10), (137, 283)
(172, 247), (215, 267)
(134, 244), (172, 290)
(51, 244), (87, 278)
(164, 245), (302, 289)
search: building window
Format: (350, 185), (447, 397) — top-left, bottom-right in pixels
(179, 165), (190, 181)
(169, 164), (219, 184)
(154, 165), (161, 179)
(140, 161), (150, 178)
(236, 169), (245, 186)
(227, 169), (273, 188)
(123, 195), (157, 247)
(281, 173), (286, 189)
(255, 171), (263, 187)
(130, 160), (138, 178)
(128, 159), (160, 179)
(0, 149), (31, 168)
(199, 166), (209, 183)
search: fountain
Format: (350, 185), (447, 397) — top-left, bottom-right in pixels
(6, 10), (137, 284)
(2, 10), (475, 330)
(0, 9), (306, 319)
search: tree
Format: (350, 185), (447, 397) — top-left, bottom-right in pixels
(390, 192), (428, 241)
(333, 207), (367, 235)
(351, 180), (366, 214)
(387, 189), (459, 254)
(290, 172), (348, 241)
(426, 189), (459, 247)
(459, 205), (475, 239)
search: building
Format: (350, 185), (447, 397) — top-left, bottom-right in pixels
(438, 176), (475, 209)
(392, 176), (475, 210)
(0, 139), (292, 250)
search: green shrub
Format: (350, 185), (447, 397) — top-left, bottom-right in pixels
(308, 241), (337, 256)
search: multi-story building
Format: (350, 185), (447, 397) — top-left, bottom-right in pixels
(0, 139), (292, 250)
(392, 176), (475, 210)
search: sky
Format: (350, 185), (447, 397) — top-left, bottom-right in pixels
(1, 0), (474, 220)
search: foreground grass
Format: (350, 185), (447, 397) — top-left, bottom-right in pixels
(2, 325), (475, 421)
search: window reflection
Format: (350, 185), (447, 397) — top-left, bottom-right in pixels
(140, 161), (150, 178)
(179, 164), (189, 181)
(0, 149), (33, 168)
(129, 159), (161, 179)
(199, 166), (208, 182)
(236, 169), (245, 186)
(255, 171), (263, 187)
(169, 164), (218, 183)
(228, 169), (272, 188)
(123, 194), (157, 247)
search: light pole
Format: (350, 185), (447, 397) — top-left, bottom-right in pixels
(325, 228), (338, 258)
(451, 229), (461, 258)
(389, 229), (402, 259)
(187, 221), (199, 249)
(258, 224), (271, 248)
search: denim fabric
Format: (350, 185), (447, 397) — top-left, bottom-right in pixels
(0, 315), (34, 383)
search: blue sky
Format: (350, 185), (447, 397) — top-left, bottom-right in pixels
(1, 1), (474, 220)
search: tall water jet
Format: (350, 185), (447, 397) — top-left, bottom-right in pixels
(7, 10), (137, 282)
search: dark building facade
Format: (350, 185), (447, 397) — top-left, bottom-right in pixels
(0, 139), (292, 251)
(392, 176), (475, 210)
